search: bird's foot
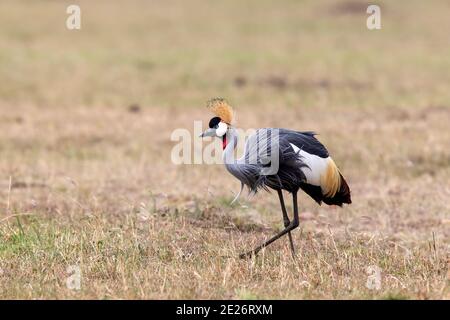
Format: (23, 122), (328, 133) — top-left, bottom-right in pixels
(239, 252), (254, 259)
(289, 250), (297, 260)
(239, 248), (261, 260)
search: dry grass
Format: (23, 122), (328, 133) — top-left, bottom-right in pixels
(0, 0), (449, 299)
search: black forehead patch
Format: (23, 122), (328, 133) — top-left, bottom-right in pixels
(208, 117), (221, 128)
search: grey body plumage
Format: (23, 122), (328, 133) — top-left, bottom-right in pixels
(224, 128), (324, 194)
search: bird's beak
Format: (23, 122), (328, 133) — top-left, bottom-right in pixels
(200, 128), (216, 138)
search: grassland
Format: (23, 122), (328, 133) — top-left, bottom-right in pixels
(0, 0), (449, 299)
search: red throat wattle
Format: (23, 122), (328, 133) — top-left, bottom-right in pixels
(222, 136), (227, 150)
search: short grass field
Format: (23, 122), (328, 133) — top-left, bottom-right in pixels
(0, 0), (449, 299)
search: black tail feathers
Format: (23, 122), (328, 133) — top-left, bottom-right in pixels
(300, 173), (351, 206)
(322, 173), (351, 206)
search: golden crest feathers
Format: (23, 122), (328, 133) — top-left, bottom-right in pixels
(206, 98), (234, 125)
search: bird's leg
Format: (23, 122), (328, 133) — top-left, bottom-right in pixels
(277, 189), (296, 258)
(240, 191), (299, 259)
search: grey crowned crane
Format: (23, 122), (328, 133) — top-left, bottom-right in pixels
(200, 98), (351, 259)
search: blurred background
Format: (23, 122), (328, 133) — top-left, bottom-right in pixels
(2, 0), (450, 108)
(0, 0), (448, 299)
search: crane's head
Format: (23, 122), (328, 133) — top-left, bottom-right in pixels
(200, 116), (228, 138)
(200, 98), (234, 139)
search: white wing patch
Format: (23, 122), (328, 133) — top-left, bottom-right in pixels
(289, 143), (329, 187)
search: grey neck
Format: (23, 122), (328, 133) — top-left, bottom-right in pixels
(223, 127), (238, 165)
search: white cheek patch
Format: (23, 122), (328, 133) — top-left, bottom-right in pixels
(216, 122), (228, 137)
